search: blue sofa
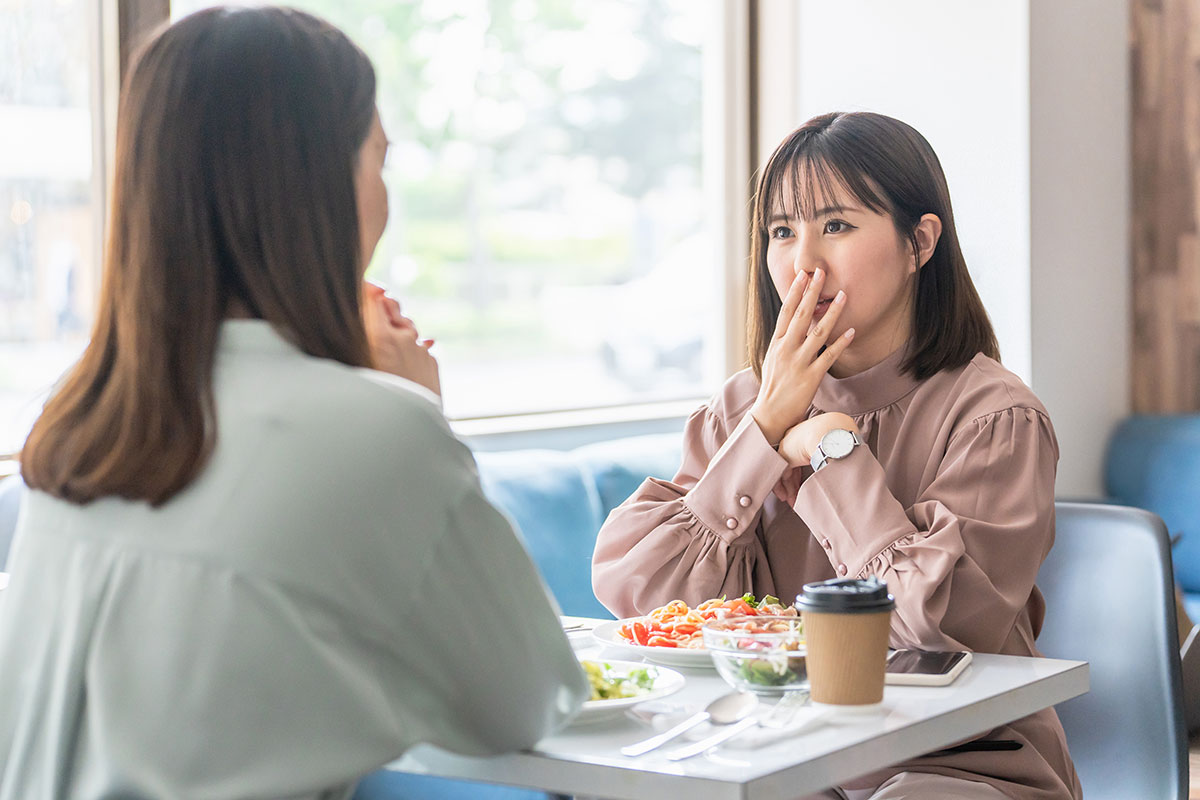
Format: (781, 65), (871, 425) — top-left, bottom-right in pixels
(472, 432), (683, 618)
(1104, 415), (1200, 623)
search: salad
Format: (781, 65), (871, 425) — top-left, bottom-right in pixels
(582, 660), (658, 701)
(617, 593), (798, 649)
(735, 652), (805, 687)
(702, 615), (807, 691)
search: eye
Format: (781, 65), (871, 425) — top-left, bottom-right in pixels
(769, 225), (794, 240)
(823, 219), (853, 234)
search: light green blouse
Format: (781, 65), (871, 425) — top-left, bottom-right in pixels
(0, 320), (587, 800)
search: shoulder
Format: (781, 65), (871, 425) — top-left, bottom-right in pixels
(219, 347), (473, 481)
(681, 368), (759, 444)
(323, 364), (467, 465)
(705, 368), (760, 426)
(352, 367), (445, 424)
(957, 354), (1048, 416)
(925, 354), (1054, 439)
(295, 356), (449, 435)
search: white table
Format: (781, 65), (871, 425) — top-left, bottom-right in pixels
(392, 627), (1088, 800)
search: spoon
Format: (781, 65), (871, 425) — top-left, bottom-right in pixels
(665, 689), (815, 761)
(620, 691), (758, 757)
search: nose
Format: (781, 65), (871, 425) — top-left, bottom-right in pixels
(791, 227), (825, 281)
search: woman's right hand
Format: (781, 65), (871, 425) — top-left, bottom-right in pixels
(363, 282), (441, 397)
(750, 264), (854, 446)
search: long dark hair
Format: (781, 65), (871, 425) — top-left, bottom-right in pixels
(746, 111), (999, 380)
(22, 6), (378, 505)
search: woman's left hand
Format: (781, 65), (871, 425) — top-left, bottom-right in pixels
(776, 412), (860, 470)
(363, 282), (441, 396)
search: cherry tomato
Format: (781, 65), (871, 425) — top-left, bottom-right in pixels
(730, 598), (758, 616)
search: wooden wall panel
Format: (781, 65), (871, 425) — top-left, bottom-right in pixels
(1131, 0), (1200, 412)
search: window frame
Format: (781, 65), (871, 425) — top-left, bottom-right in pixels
(0, 0), (160, 464)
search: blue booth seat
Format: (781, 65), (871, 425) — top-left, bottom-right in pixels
(473, 432), (684, 619)
(1104, 415), (1200, 622)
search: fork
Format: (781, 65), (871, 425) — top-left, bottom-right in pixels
(665, 690), (810, 761)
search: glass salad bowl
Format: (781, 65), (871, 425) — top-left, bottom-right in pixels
(701, 615), (807, 696)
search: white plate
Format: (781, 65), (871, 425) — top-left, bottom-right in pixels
(591, 619), (714, 669)
(574, 659), (686, 724)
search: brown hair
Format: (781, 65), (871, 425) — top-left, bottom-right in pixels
(21, 6), (378, 505)
(746, 111), (999, 380)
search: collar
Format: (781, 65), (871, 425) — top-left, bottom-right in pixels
(812, 343), (922, 416)
(217, 319), (300, 355)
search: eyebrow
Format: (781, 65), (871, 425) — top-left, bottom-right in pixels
(767, 204), (860, 224)
(813, 204), (858, 217)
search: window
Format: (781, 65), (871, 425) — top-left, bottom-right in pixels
(0, 0), (104, 456)
(172, 0), (725, 422)
(0, 1), (738, 456)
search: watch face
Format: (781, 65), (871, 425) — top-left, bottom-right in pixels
(822, 428), (857, 459)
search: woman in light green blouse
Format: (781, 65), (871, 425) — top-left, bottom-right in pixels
(0, 7), (586, 800)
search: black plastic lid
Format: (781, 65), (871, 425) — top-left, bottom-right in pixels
(795, 576), (895, 614)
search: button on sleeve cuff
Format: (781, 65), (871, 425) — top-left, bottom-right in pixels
(685, 413), (789, 543)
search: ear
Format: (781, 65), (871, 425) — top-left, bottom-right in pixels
(912, 213), (943, 272)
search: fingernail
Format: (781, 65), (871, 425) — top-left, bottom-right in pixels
(814, 267), (824, 280)
(844, 328), (855, 339)
(835, 290), (845, 303)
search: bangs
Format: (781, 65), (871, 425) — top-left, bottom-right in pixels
(764, 147), (892, 228)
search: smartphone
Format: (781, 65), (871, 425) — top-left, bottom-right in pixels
(884, 649), (972, 686)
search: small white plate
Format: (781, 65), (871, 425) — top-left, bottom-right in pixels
(573, 660), (687, 724)
(591, 619), (714, 669)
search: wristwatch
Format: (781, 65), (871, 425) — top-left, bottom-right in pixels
(810, 428), (862, 472)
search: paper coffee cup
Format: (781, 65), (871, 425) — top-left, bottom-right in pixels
(796, 577), (894, 706)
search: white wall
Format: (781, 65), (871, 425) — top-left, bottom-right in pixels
(1028, 0), (1130, 498)
(791, 1), (1032, 381)
(756, 0), (1128, 496)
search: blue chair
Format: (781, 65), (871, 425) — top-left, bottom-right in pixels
(1037, 502), (1187, 800)
(1104, 415), (1200, 620)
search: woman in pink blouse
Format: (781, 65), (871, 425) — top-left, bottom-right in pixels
(592, 112), (1081, 800)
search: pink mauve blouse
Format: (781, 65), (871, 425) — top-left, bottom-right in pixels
(592, 345), (1082, 799)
